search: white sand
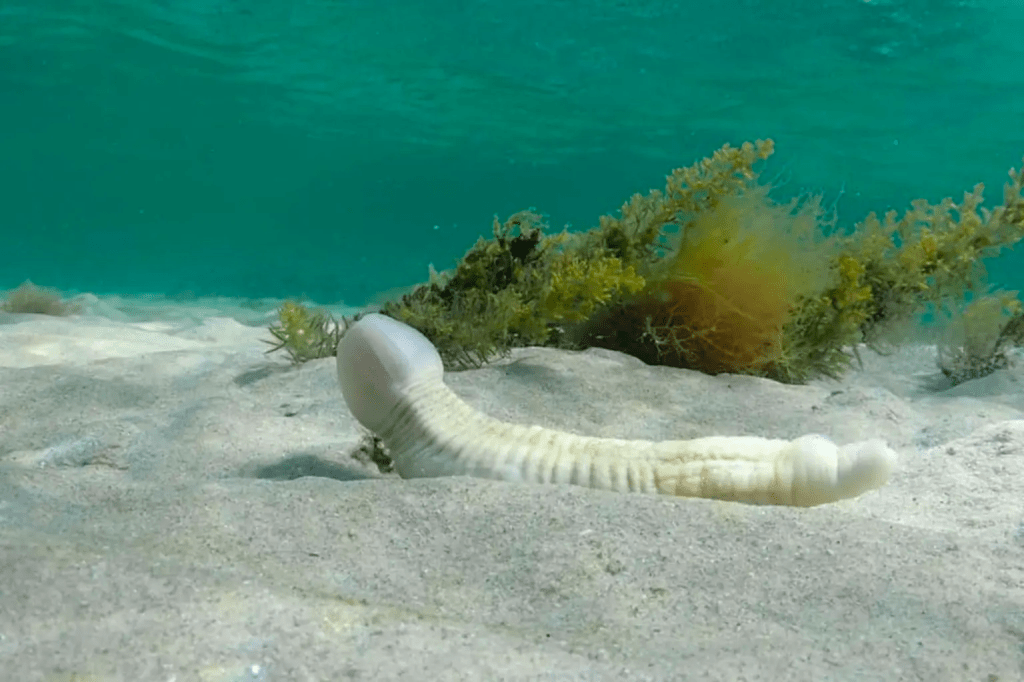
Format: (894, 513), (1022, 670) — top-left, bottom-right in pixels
(0, 293), (1021, 681)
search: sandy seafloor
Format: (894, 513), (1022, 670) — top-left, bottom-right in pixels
(0, 293), (1022, 682)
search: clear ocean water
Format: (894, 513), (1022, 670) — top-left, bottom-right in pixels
(2, 0), (1022, 307)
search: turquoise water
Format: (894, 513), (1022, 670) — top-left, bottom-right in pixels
(2, 0), (1022, 306)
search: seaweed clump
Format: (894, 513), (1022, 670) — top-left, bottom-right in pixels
(936, 293), (1024, 385)
(265, 300), (347, 364)
(383, 211), (645, 368)
(364, 142), (1024, 384)
(780, 160), (1024, 382)
(586, 145), (1024, 384)
(577, 140), (843, 380)
(1, 280), (80, 316)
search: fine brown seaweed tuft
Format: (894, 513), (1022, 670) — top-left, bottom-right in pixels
(937, 292), (1024, 385)
(582, 183), (837, 379)
(1, 280), (81, 316)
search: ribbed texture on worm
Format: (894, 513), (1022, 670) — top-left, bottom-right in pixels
(371, 379), (895, 506)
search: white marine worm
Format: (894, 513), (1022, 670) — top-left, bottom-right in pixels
(336, 313), (896, 506)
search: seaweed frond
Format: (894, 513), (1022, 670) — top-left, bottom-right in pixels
(536, 254), (645, 323)
(778, 156), (1024, 382)
(833, 161), (1024, 344)
(265, 300), (346, 364)
(937, 292), (1024, 385)
(584, 139), (776, 268)
(384, 211), (644, 368)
